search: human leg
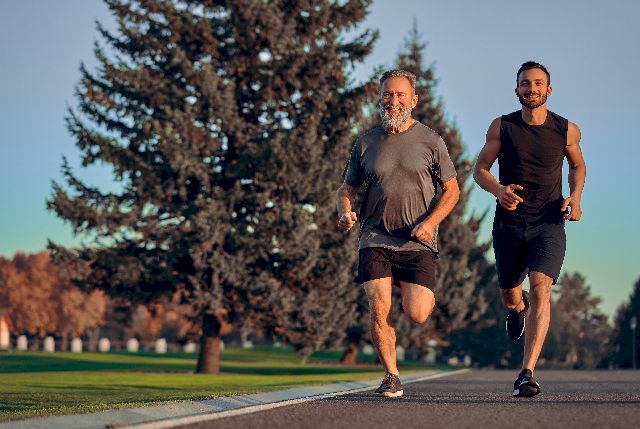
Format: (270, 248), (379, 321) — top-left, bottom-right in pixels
(511, 271), (551, 397)
(522, 271), (553, 372)
(399, 282), (435, 324)
(493, 217), (529, 339)
(391, 249), (437, 323)
(522, 220), (565, 370)
(364, 277), (398, 376)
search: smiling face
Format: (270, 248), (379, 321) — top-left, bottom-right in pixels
(516, 67), (552, 109)
(379, 76), (418, 132)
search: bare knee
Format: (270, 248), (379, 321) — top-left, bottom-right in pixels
(404, 309), (429, 324)
(529, 272), (552, 304)
(501, 288), (522, 310)
(529, 285), (551, 311)
(369, 304), (393, 333)
(403, 298), (435, 324)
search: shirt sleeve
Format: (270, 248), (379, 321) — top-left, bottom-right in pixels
(432, 137), (457, 184)
(343, 139), (365, 188)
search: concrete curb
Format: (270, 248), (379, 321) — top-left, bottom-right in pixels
(0, 369), (468, 429)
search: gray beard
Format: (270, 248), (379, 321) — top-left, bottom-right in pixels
(379, 105), (413, 132)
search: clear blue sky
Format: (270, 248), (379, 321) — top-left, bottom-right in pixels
(1, 0), (638, 317)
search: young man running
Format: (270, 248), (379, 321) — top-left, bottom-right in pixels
(474, 61), (586, 397)
(336, 69), (459, 398)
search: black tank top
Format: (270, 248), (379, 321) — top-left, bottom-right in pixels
(496, 110), (568, 221)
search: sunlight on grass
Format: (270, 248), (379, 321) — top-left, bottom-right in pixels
(0, 347), (441, 422)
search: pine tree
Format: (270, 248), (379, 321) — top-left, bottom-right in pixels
(233, 1), (378, 358)
(390, 23), (493, 355)
(611, 277), (640, 368)
(48, 0), (376, 372)
(544, 272), (611, 368)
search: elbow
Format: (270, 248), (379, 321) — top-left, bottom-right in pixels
(445, 182), (461, 206)
(570, 162), (587, 175)
(472, 163), (483, 185)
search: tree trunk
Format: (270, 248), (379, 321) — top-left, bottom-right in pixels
(86, 327), (100, 352)
(195, 313), (221, 374)
(340, 343), (359, 365)
(60, 330), (69, 352)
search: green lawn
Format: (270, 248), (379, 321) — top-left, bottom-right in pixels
(0, 347), (440, 422)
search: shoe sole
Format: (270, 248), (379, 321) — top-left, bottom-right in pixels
(512, 386), (540, 397)
(506, 316), (526, 341)
(379, 390), (404, 398)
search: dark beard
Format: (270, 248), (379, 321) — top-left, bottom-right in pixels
(518, 92), (547, 109)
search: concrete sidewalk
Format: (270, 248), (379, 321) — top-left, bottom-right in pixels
(0, 369), (468, 429)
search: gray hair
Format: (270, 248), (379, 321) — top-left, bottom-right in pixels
(380, 69), (417, 93)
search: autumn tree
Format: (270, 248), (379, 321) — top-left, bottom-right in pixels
(48, 0), (376, 372)
(0, 253), (57, 339)
(0, 252), (106, 349)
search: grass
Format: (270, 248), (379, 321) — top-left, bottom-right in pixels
(0, 346), (444, 422)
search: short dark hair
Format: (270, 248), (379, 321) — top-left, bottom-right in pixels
(516, 61), (551, 85)
(380, 69), (416, 93)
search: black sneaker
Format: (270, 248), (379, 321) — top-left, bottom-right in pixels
(506, 290), (529, 340)
(512, 369), (540, 397)
(374, 372), (403, 398)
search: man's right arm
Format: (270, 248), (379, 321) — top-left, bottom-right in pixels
(473, 117), (523, 211)
(336, 183), (359, 232)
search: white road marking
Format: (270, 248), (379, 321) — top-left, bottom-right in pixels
(126, 369), (470, 429)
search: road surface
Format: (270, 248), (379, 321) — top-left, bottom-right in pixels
(175, 370), (640, 429)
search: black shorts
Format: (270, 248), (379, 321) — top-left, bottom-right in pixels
(356, 247), (437, 288)
(492, 216), (566, 289)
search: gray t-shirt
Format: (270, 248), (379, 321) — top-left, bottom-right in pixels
(344, 121), (457, 253)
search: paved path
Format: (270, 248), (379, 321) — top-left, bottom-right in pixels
(176, 370), (640, 429)
(0, 370), (459, 429)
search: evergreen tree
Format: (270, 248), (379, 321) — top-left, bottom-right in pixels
(48, 0), (376, 373)
(390, 23), (493, 355)
(543, 272), (612, 368)
(245, 2), (377, 358)
(611, 277), (640, 368)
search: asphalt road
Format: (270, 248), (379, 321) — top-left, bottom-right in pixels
(175, 370), (640, 429)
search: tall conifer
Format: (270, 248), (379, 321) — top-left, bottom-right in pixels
(611, 277), (640, 368)
(48, 0), (376, 373)
(390, 23), (494, 353)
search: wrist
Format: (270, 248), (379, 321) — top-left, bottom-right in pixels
(422, 219), (437, 230)
(491, 183), (504, 198)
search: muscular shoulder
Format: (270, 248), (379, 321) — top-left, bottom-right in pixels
(500, 110), (521, 125)
(353, 125), (384, 150)
(487, 116), (502, 139)
(567, 121), (581, 146)
(410, 122), (445, 149)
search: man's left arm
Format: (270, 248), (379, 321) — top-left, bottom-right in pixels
(562, 121), (586, 221)
(411, 177), (460, 243)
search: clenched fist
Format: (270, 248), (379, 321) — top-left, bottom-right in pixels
(337, 211), (358, 232)
(411, 221), (435, 244)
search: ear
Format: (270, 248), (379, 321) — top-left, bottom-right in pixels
(412, 94), (418, 108)
(547, 85), (553, 95)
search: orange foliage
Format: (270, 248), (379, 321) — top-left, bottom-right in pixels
(0, 251), (106, 337)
